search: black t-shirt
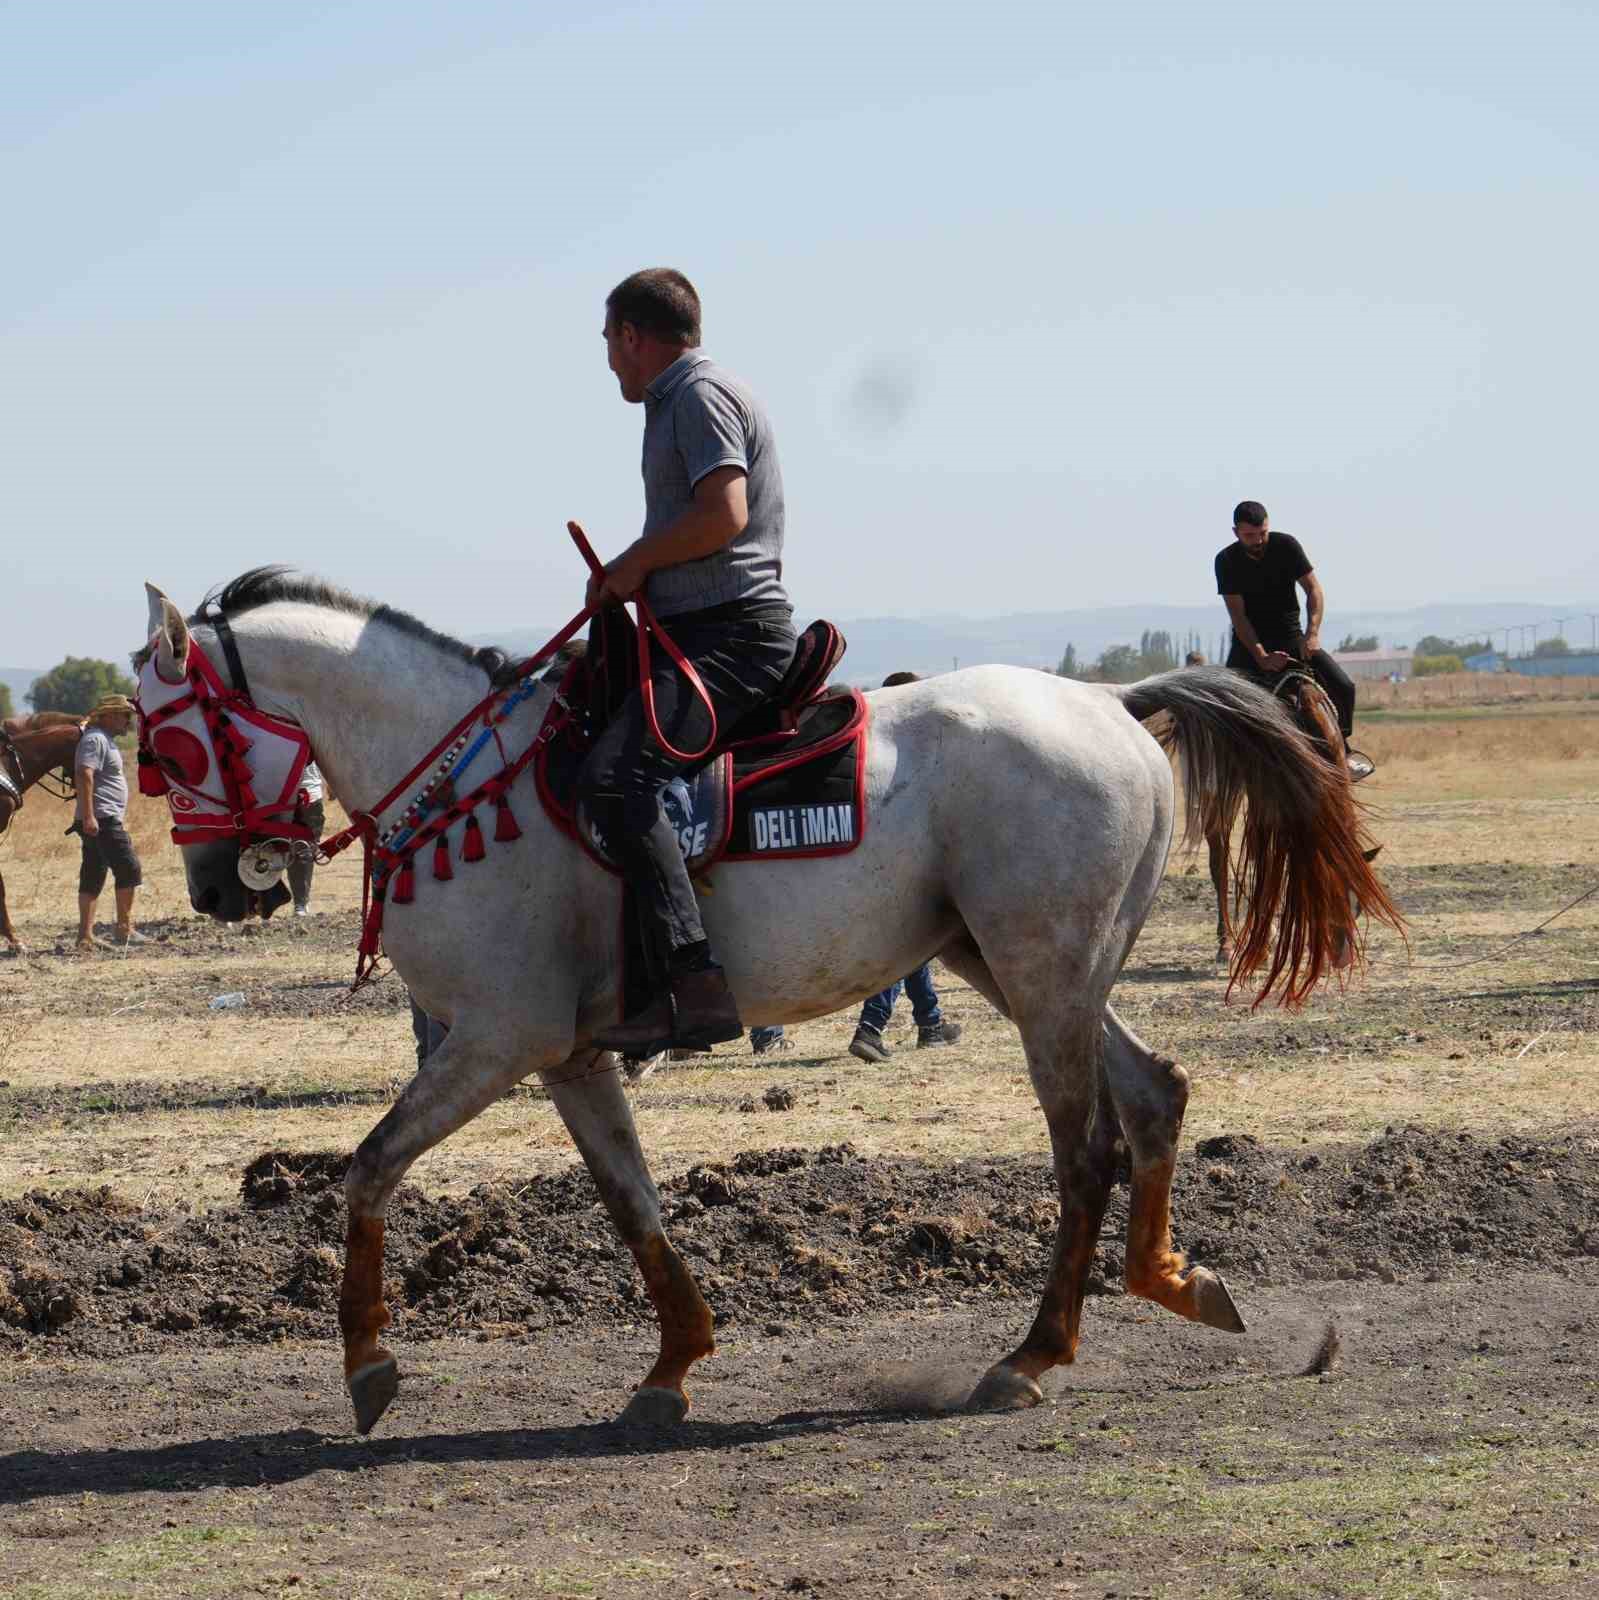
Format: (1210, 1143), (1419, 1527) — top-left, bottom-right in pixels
(1215, 532), (1313, 652)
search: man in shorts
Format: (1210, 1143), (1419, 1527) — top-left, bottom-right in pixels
(74, 693), (147, 950)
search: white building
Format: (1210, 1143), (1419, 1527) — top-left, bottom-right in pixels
(1331, 647), (1414, 682)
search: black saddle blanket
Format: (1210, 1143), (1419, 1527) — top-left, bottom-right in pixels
(536, 685), (868, 875)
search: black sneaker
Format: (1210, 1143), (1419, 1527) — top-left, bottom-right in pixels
(917, 1022), (962, 1049)
(849, 1026), (891, 1063)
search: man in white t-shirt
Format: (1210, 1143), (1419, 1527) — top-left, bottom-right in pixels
(287, 761), (326, 916)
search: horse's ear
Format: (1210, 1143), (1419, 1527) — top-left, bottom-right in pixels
(147, 586), (191, 680)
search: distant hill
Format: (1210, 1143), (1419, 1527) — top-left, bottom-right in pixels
(472, 601), (1596, 689)
(0, 667), (42, 711)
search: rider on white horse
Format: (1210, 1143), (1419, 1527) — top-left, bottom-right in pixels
(1215, 499), (1360, 768)
(578, 268), (797, 1056)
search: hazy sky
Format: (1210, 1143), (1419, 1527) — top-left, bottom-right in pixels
(5, 0), (1597, 666)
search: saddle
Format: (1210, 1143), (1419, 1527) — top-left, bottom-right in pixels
(536, 608), (867, 876)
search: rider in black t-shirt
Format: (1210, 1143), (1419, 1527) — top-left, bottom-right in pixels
(1214, 500), (1357, 757)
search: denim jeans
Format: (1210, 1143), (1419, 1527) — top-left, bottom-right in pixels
(576, 603), (796, 980)
(859, 963), (942, 1034)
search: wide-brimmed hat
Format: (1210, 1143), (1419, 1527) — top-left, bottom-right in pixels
(90, 694), (135, 719)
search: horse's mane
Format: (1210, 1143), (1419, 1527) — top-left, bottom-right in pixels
(3, 711), (81, 735)
(191, 567), (511, 680)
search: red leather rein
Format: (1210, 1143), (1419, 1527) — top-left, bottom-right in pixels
(315, 523), (717, 985)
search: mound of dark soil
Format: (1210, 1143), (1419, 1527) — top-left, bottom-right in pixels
(2, 1127), (1595, 1355)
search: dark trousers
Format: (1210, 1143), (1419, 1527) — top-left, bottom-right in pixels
(287, 798), (325, 906)
(1227, 642), (1357, 739)
(576, 603), (796, 979)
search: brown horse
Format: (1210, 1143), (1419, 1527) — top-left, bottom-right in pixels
(0, 715), (85, 952)
(1206, 668), (1378, 969)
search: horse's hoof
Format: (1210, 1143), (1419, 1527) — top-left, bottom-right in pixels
(619, 1385), (689, 1426)
(966, 1362), (1044, 1413)
(1214, 945), (1232, 965)
(349, 1356), (400, 1434)
(1185, 1267), (1247, 1333)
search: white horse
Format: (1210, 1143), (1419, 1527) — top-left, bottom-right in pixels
(137, 572), (1396, 1434)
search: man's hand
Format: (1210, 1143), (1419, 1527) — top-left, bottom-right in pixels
(1302, 632), (1321, 658)
(1258, 648), (1295, 672)
(81, 814), (99, 837)
(584, 546), (651, 611)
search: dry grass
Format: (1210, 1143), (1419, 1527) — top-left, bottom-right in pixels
(2, 706), (1598, 1208)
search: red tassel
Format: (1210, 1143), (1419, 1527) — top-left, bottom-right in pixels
(432, 836), (453, 881)
(494, 795), (522, 842)
(393, 861), (415, 905)
(462, 813), (486, 862)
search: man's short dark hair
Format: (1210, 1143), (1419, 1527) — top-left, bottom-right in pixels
(606, 269), (701, 347)
(1233, 500), (1268, 528)
(882, 670), (920, 688)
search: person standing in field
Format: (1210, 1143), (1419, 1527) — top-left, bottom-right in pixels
(287, 760), (326, 916)
(1214, 500), (1359, 765)
(73, 694), (147, 950)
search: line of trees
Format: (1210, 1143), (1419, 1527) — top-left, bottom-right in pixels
(1057, 630), (1206, 684)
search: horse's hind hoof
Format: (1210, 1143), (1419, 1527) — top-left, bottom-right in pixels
(966, 1362), (1044, 1413)
(619, 1385), (689, 1427)
(349, 1356), (400, 1434)
(1186, 1267), (1247, 1333)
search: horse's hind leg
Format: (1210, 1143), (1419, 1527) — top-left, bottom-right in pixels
(544, 1063), (715, 1424)
(968, 1006), (1119, 1410)
(338, 1030), (556, 1433)
(1207, 829), (1231, 962)
(1102, 1005), (1245, 1333)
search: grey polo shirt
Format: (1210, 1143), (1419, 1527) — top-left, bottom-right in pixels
(640, 351), (789, 618)
(76, 727), (129, 820)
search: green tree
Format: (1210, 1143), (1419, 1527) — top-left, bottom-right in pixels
(1413, 653), (1465, 677)
(1093, 644), (1144, 683)
(1137, 629), (1176, 675)
(1056, 643), (1081, 678)
(0, 682), (13, 720)
(1533, 636), (1571, 658)
(26, 657), (136, 716)
(1337, 633), (1379, 653)
(1415, 634), (1492, 659)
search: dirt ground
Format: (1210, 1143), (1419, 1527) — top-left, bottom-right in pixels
(3, 705), (1599, 1597)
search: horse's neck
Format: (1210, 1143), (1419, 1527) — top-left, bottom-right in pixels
(18, 729), (79, 785)
(210, 608), (543, 820)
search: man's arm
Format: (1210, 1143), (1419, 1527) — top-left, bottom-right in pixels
(75, 759), (98, 836)
(1298, 571), (1325, 657)
(1223, 594), (1294, 673)
(587, 467), (749, 609)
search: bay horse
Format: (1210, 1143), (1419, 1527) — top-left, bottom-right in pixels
(0, 714), (83, 953)
(136, 572), (1399, 1434)
(1204, 666), (1376, 966)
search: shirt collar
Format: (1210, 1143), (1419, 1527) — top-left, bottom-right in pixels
(645, 349), (710, 402)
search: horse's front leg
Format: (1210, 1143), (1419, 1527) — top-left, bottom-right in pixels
(1206, 828), (1231, 962)
(339, 1027), (560, 1433)
(544, 1059), (715, 1425)
(0, 860), (21, 953)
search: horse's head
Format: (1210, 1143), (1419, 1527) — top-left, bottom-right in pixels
(137, 584), (313, 923)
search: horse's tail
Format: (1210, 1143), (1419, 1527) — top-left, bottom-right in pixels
(1112, 665), (1404, 1008)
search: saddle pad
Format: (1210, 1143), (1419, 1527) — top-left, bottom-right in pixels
(724, 689), (867, 861)
(536, 685), (868, 873)
(536, 735), (732, 877)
